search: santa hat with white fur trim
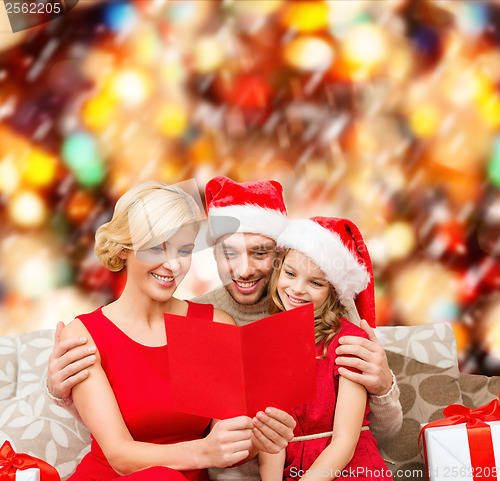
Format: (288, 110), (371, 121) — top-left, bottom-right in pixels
(276, 216), (376, 327)
(205, 176), (288, 242)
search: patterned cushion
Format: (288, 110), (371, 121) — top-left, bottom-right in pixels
(0, 329), (91, 480)
(16, 330), (56, 397)
(0, 336), (17, 401)
(376, 322), (458, 368)
(459, 373), (500, 409)
(379, 352), (463, 481)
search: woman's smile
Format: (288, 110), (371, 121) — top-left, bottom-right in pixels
(151, 272), (175, 286)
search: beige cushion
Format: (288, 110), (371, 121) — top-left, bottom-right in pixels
(0, 330), (90, 480)
(0, 336), (17, 401)
(376, 322), (458, 368)
(459, 373), (500, 409)
(380, 352), (463, 481)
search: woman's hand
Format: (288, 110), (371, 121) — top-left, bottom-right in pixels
(335, 319), (393, 396)
(47, 321), (96, 401)
(252, 408), (296, 454)
(202, 416), (254, 467)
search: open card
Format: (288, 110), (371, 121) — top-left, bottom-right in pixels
(165, 304), (317, 419)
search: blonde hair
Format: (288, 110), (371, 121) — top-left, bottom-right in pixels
(269, 249), (346, 358)
(95, 181), (201, 271)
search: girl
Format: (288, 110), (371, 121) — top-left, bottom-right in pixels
(60, 181), (293, 481)
(259, 216), (393, 481)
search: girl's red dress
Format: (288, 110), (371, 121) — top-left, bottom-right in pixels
(68, 301), (213, 481)
(284, 317), (393, 481)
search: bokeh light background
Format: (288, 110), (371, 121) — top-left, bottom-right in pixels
(1, 0), (500, 375)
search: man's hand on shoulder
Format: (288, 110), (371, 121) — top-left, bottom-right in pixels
(335, 319), (393, 396)
(47, 321), (97, 401)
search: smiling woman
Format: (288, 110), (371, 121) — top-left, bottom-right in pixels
(94, 181), (200, 273)
(44, 177), (300, 481)
(120, 224), (199, 303)
(55, 180), (256, 480)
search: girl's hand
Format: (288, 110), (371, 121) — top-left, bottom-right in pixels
(258, 449), (286, 481)
(335, 319), (393, 396)
(203, 416), (254, 467)
(252, 408), (296, 454)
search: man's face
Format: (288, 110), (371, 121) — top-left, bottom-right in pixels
(213, 232), (277, 306)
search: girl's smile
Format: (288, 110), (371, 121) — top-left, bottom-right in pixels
(284, 291), (310, 306)
(277, 249), (330, 311)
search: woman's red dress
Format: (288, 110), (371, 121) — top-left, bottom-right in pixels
(68, 301), (213, 481)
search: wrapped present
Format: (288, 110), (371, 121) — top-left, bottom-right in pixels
(419, 394), (500, 481)
(0, 441), (59, 481)
(12, 468), (40, 481)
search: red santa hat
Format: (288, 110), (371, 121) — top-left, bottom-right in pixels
(205, 176), (288, 242)
(276, 216), (376, 327)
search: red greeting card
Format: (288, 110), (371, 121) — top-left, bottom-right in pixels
(164, 304), (317, 420)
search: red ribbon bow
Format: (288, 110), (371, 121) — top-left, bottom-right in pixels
(0, 441), (60, 481)
(419, 393), (500, 481)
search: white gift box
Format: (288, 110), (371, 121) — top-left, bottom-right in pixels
(422, 421), (500, 481)
(15, 468), (40, 481)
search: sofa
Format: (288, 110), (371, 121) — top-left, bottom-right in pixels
(0, 323), (499, 481)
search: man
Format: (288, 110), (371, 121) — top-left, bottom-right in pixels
(196, 177), (402, 480)
(47, 176), (402, 477)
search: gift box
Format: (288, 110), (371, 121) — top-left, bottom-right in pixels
(0, 441), (59, 481)
(420, 395), (500, 481)
(12, 468), (40, 481)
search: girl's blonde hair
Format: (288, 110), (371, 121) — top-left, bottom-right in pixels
(95, 181), (201, 271)
(269, 248), (347, 358)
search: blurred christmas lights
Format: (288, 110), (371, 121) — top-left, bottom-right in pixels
(0, 0), (499, 374)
